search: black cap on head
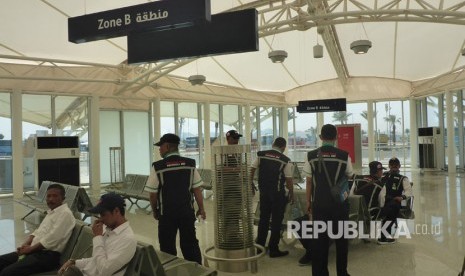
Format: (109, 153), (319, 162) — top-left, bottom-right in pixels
(154, 133), (180, 146)
(226, 130), (242, 139)
(389, 157), (401, 166)
(320, 124), (337, 140)
(273, 137), (287, 148)
(88, 193), (126, 214)
(369, 161), (386, 175)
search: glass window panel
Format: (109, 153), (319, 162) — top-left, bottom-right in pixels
(427, 96), (440, 127)
(55, 96), (89, 184)
(100, 111), (121, 183)
(123, 111), (150, 175)
(259, 106), (273, 150)
(375, 101), (405, 165)
(160, 101), (175, 134)
(223, 105), (240, 144)
(178, 102), (199, 165)
(288, 110), (317, 162)
(0, 93), (12, 193)
(347, 103), (368, 165)
(22, 94), (51, 190)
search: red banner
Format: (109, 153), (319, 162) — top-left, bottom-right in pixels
(337, 126), (355, 164)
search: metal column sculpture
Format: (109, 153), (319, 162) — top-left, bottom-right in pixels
(203, 144), (264, 273)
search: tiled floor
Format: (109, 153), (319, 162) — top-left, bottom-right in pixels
(0, 169), (464, 275)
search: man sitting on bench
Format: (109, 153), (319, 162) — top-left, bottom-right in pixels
(349, 161), (385, 219)
(0, 184), (76, 276)
(59, 193), (137, 276)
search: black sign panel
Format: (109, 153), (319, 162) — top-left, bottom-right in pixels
(68, 0), (211, 43)
(297, 98), (347, 113)
(127, 9), (258, 63)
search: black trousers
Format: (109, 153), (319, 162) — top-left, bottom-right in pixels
(256, 192), (286, 251)
(158, 210), (202, 264)
(311, 204), (349, 276)
(295, 214), (312, 253)
(381, 200), (401, 239)
(0, 250), (60, 276)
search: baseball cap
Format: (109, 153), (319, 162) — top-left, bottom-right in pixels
(369, 161), (386, 175)
(388, 157), (401, 166)
(88, 193), (126, 214)
(226, 130), (242, 139)
(154, 133), (180, 146)
(320, 124), (337, 140)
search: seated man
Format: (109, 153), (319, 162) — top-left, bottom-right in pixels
(349, 161), (385, 219)
(58, 193), (137, 276)
(378, 157), (413, 245)
(0, 184), (76, 276)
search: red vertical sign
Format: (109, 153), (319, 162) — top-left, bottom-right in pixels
(337, 126), (355, 164)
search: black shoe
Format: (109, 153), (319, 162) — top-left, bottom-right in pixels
(377, 238), (396, 245)
(298, 253), (312, 265)
(269, 249), (289, 258)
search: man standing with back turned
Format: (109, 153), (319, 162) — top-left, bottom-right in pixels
(145, 133), (205, 264)
(303, 124), (353, 276)
(251, 137), (294, 257)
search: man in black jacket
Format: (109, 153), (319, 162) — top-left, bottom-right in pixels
(378, 157), (413, 245)
(251, 137), (294, 257)
(145, 133), (205, 264)
(302, 124), (353, 276)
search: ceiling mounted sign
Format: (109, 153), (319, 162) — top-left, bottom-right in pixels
(297, 98), (347, 113)
(127, 9), (258, 63)
(68, 0), (211, 43)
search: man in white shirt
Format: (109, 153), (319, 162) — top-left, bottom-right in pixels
(0, 183), (76, 276)
(59, 193), (137, 276)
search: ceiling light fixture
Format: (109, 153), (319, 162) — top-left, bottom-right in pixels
(268, 50), (288, 63)
(350, 39), (372, 54)
(313, 44), (323, 58)
(188, 74), (206, 85)
(351, 21), (372, 54)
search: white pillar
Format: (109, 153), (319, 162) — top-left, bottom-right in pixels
(446, 91), (456, 173)
(244, 105), (251, 145)
(153, 98), (161, 161)
(203, 102), (211, 169)
(367, 101), (375, 162)
(317, 113), (324, 147)
(89, 95), (101, 195)
(281, 107), (289, 154)
(12, 91), (23, 199)
(409, 100), (418, 169)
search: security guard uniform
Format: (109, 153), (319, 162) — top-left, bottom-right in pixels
(304, 144), (353, 276)
(145, 152), (203, 264)
(379, 171), (410, 240)
(253, 148), (292, 252)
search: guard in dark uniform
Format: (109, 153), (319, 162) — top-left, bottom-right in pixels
(145, 133), (205, 264)
(350, 161), (385, 219)
(302, 124), (353, 276)
(378, 157), (413, 245)
(251, 137), (294, 257)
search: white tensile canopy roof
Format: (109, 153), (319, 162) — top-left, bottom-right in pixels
(1, 0), (465, 127)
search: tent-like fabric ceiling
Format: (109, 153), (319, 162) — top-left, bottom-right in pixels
(1, 0), (465, 107)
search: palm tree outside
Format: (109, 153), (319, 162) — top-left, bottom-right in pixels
(332, 111), (352, 125)
(384, 114), (401, 145)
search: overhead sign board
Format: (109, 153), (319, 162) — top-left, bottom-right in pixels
(127, 9), (258, 63)
(68, 0), (211, 43)
(297, 98), (347, 113)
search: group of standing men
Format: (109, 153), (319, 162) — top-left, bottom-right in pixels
(0, 124), (412, 276)
(252, 124), (412, 276)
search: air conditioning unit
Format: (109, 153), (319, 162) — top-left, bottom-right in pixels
(34, 136), (80, 189)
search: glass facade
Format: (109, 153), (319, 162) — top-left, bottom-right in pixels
(3, 90), (465, 194)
